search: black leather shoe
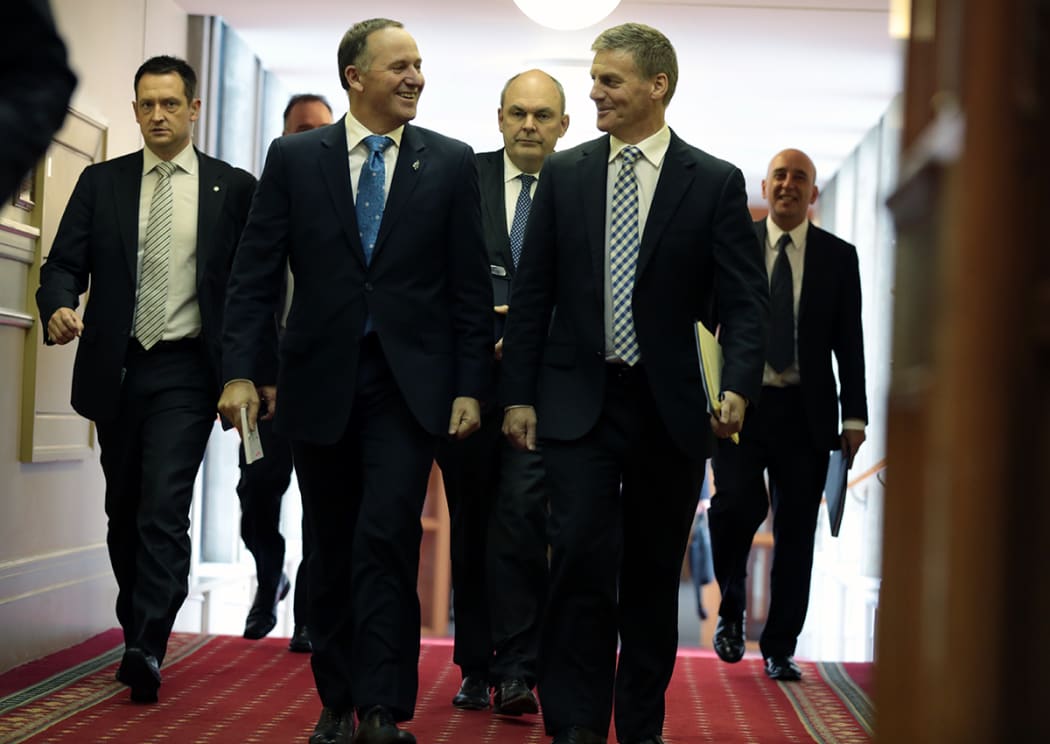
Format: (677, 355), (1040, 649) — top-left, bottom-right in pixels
(625, 737), (665, 744)
(552, 726), (605, 744)
(243, 572), (290, 640)
(764, 655), (802, 681)
(713, 614), (746, 663)
(116, 648), (161, 703)
(289, 624), (312, 653)
(309, 707), (355, 744)
(493, 678), (538, 715)
(352, 706), (415, 743)
(451, 675), (490, 710)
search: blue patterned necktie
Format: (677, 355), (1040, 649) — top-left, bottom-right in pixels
(767, 232), (795, 372)
(134, 160), (176, 350)
(609, 146), (642, 365)
(356, 135), (393, 265)
(509, 173), (536, 269)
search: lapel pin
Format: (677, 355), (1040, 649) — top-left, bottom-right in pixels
(213, 185), (220, 192)
(412, 160), (420, 171)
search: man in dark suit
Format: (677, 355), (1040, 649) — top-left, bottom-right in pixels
(501, 23), (769, 744)
(35, 56), (256, 704)
(237, 93), (333, 653)
(0, 0), (76, 201)
(218, 18), (492, 744)
(438, 69), (568, 716)
(708, 148), (867, 682)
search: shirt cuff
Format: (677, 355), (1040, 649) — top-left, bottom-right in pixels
(842, 418), (866, 431)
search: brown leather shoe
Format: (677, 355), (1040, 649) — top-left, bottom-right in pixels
(352, 706), (415, 743)
(309, 707), (355, 744)
(493, 678), (538, 715)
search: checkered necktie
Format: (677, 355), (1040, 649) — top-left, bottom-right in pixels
(133, 160), (176, 350)
(610, 146), (642, 365)
(357, 135), (393, 265)
(509, 173), (536, 268)
(767, 232), (795, 372)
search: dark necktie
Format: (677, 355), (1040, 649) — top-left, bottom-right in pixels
(509, 173), (536, 269)
(767, 232), (795, 372)
(609, 146), (642, 365)
(356, 135), (393, 265)
(134, 160), (176, 350)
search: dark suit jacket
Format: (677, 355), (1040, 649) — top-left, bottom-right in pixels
(0, 0), (76, 201)
(476, 150), (514, 310)
(755, 220), (868, 450)
(36, 148), (257, 423)
(223, 118), (493, 444)
(501, 131), (769, 459)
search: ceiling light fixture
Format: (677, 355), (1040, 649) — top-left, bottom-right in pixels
(512, 0), (622, 31)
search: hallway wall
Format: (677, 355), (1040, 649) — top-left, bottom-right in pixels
(0, 0), (190, 673)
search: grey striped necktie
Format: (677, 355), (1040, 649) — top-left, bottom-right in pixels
(134, 160), (176, 350)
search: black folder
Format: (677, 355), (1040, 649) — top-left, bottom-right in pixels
(824, 449), (849, 537)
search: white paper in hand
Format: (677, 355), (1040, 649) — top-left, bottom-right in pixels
(240, 406), (264, 464)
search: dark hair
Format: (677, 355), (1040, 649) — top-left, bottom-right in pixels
(592, 23), (678, 104)
(283, 93), (333, 124)
(336, 18), (403, 90)
(500, 70), (567, 115)
(134, 55), (197, 101)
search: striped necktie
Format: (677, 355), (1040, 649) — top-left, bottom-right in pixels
(133, 160), (176, 350)
(609, 146), (642, 365)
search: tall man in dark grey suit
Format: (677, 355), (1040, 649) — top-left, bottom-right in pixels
(36, 56), (256, 705)
(501, 23), (769, 744)
(219, 19), (492, 744)
(708, 148), (867, 682)
(439, 69), (568, 716)
(237, 93), (333, 653)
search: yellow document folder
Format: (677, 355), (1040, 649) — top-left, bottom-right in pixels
(693, 321), (739, 445)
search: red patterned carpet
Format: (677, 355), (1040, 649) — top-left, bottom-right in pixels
(0, 631), (872, 743)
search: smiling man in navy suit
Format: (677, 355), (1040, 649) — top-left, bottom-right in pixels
(36, 55), (256, 705)
(501, 23), (769, 744)
(219, 18), (492, 744)
(708, 148), (868, 682)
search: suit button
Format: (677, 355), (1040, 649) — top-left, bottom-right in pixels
(364, 282), (374, 292)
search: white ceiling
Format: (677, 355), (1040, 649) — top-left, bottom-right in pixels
(175, 0), (903, 204)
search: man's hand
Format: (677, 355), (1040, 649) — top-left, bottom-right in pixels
(503, 405), (537, 451)
(493, 305), (509, 361)
(257, 385), (277, 421)
(218, 380), (259, 438)
(841, 429), (866, 468)
(47, 308), (83, 345)
(448, 396), (481, 439)
(710, 390), (747, 440)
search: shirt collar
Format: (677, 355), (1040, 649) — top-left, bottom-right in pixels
(142, 142), (197, 176)
(344, 111), (404, 153)
(608, 124), (671, 168)
(765, 215), (809, 250)
(502, 150), (540, 184)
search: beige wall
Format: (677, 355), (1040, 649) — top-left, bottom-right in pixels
(0, 0), (190, 672)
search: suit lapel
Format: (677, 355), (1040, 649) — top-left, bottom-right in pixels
(799, 223), (825, 325)
(372, 124), (426, 264)
(195, 151), (226, 287)
(580, 136), (610, 303)
(636, 132), (695, 279)
(481, 152), (513, 272)
(115, 151), (144, 282)
(319, 119), (364, 264)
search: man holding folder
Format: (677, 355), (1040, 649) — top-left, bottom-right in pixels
(708, 148), (868, 682)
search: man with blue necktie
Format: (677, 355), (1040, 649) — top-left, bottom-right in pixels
(439, 69), (568, 717)
(219, 18), (492, 744)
